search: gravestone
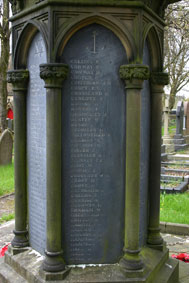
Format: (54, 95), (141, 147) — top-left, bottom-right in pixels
(184, 101), (189, 137)
(175, 101), (184, 138)
(6, 119), (14, 131)
(0, 129), (13, 166)
(163, 99), (170, 138)
(171, 101), (187, 151)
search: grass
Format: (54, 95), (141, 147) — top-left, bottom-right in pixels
(0, 213), (15, 224)
(0, 163), (14, 196)
(160, 192), (189, 224)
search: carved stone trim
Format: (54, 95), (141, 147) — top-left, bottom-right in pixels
(8, 0), (22, 15)
(120, 64), (150, 81)
(7, 70), (29, 90)
(40, 63), (69, 88)
(35, 0), (45, 3)
(119, 64), (150, 89)
(150, 72), (169, 86)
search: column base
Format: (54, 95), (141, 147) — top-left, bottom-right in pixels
(8, 245), (29, 256)
(147, 228), (164, 250)
(120, 249), (144, 271)
(42, 250), (65, 272)
(11, 230), (29, 248)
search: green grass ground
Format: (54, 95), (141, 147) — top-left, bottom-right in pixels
(0, 213), (15, 224)
(0, 163), (14, 196)
(160, 192), (189, 225)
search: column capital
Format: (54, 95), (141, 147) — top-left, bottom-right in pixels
(150, 72), (169, 93)
(40, 63), (69, 88)
(150, 72), (169, 86)
(119, 64), (150, 89)
(7, 70), (29, 91)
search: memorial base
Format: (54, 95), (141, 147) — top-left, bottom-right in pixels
(0, 246), (179, 282)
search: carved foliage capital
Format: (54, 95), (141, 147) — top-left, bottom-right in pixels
(7, 70), (29, 88)
(119, 64), (150, 86)
(150, 72), (169, 86)
(120, 64), (150, 81)
(40, 64), (69, 87)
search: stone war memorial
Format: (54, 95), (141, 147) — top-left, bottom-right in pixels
(0, 0), (181, 282)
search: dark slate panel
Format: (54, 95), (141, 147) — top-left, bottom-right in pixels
(61, 24), (127, 264)
(27, 32), (47, 255)
(139, 40), (151, 246)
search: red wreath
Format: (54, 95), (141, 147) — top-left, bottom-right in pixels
(172, 253), (189, 262)
(0, 244), (10, 258)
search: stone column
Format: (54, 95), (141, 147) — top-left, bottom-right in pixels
(40, 63), (68, 272)
(147, 72), (169, 250)
(163, 99), (170, 138)
(119, 64), (150, 270)
(7, 70), (29, 248)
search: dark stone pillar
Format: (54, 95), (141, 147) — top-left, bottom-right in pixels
(40, 63), (68, 272)
(7, 70), (29, 248)
(147, 72), (169, 250)
(119, 64), (150, 270)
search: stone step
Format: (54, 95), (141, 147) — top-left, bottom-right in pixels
(1, 246), (178, 283)
(153, 258), (179, 283)
(174, 144), (188, 151)
(173, 139), (186, 145)
(161, 167), (189, 175)
(161, 174), (183, 181)
(163, 144), (175, 153)
(4, 248), (44, 283)
(0, 262), (27, 283)
(168, 154), (189, 161)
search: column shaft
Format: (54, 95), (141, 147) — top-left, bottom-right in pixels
(7, 70), (29, 248)
(119, 64), (149, 270)
(46, 87), (62, 252)
(147, 72), (169, 249)
(40, 63), (68, 272)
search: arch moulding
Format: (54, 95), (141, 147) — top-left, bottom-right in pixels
(55, 14), (136, 63)
(14, 20), (48, 69)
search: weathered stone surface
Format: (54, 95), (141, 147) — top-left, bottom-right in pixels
(0, 129), (13, 166)
(61, 23), (127, 264)
(27, 32), (47, 255)
(139, 40), (150, 246)
(9, 0), (181, 18)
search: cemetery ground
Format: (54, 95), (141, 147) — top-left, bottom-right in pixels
(1, 155), (189, 282)
(0, 163), (14, 224)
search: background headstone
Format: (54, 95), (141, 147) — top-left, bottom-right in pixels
(0, 129), (13, 166)
(184, 101), (189, 136)
(163, 99), (170, 138)
(175, 101), (184, 138)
